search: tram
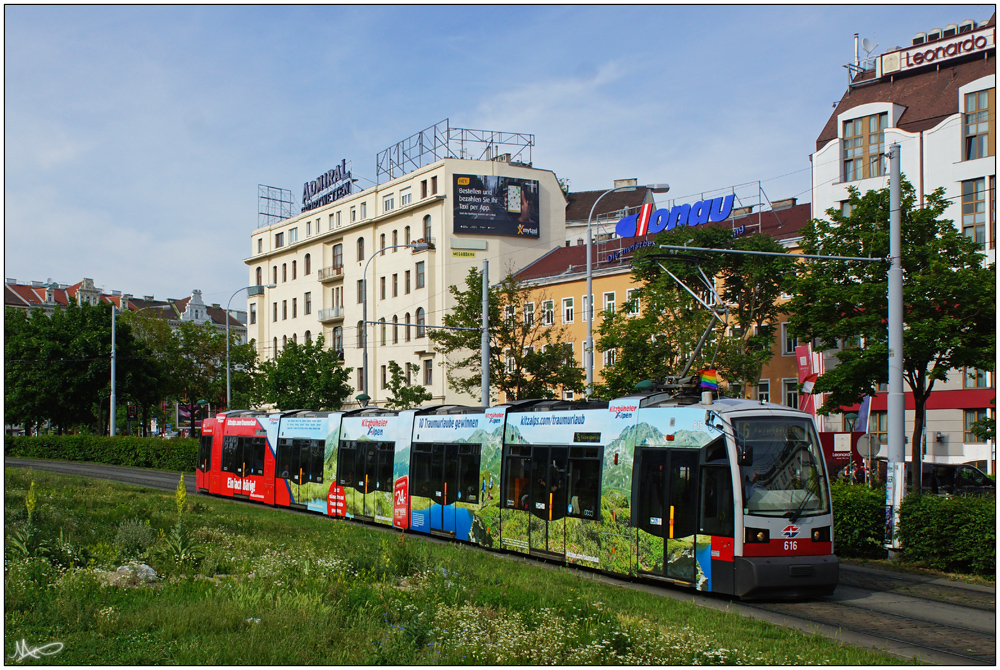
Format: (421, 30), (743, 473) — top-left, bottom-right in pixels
(197, 379), (837, 599)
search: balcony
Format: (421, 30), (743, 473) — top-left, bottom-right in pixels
(318, 306), (345, 323)
(318, 265), (345, 282)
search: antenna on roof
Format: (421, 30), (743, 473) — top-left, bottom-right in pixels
(862, 37), (877, 55)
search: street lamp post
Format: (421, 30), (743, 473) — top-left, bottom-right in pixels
(362, 242), (429, 400)
(227, 283), (275, 409)
(584, 183), (670, 396)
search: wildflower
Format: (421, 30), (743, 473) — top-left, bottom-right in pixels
(26, 482), (37, 523)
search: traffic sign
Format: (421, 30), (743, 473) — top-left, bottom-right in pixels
(858, 433), (881, 460)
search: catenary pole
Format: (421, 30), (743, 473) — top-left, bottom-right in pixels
(886, 143), (906, 552)
(110, 305), (117, 436)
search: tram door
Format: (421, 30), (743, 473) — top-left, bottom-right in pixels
(411, 443), (481, 535)
(338, 441), (394, 519)
(635, 448), (699, 582)
(528, 446), (568, 557)
(221, 435), (266, 498)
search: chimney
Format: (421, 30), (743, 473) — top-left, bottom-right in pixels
(770, 198), (798, 211)
(613, 178), (638, 189)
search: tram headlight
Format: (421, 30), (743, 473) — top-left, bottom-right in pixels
(744, 527), (769, 543)
(811, 526), (831, 543)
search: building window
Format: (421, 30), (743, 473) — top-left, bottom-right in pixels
(841, 200), (853, 218)
(581, 294), (593, 322)
(357, 237), (365, 261)
(524, 302), (534, 326)
(424, 359), (433, 386)
(843, 112), (887, 181)
(504, 305), (515, 328)
(392, 315), (399, 344)
(282, 263), (287, 282)
(431, 176), (438, 195)
(625, 289), (640, 316)
(357, 321), (364, 349)
(333, 244), (343, 269)
(421, 180), (427, 199)
(757, 379), (770, 403)
(964, 90), (993, 161)
(289, 227), (298, 244)
(563, 297), (574, 324)
(404, 226), (411, 245)
(416, 261), (425, 289)
(782, 379), (799, 409)
(380, 233), (386, 253)
(333, 326), (343, 353)
(379, 318), (386, 345)
(381, 365), (387, 390)
(416, 307), (426, 338)
(257, 238), (263, 254)
(392, 230), (398, 249)
(383, 194), (394, 213)
(380, 276), (386, 300)
(292, 297), (297, 318)
(392, 273), (398, 297)
(249, 304), (256, 325)
(282, 300), (288, 320)
(962, 178), (987, 248)
(273, 337), (277, 353)
(781, 322), (797, 355)
(292, 333), (297, 345)
(542, 300), (554, 326)
(334, 286), (343, 309)
(275, 232), (284, 248)
(273, 266), (278, 284)
(405, 313), (411, 341)
(292, 260), (297, 280)
(400, 188), (412, 206)
(307, 221), (311, 237)
(964, 368), (990, 388)
(273, 302), (277, 322)
(965, 409), (989, 443)
(423, 215), (432, 242)
(350, 207), (356, 223)
(357, 280), (364, 304)
(603, 348), (617, 368)
(256, 267), (262, 285)
(603, 291), (616, 315)
(361, 202), (367, 219)
(405, 270), (411, 294)
(357, 368), (363, 390)
(304, 292), (311, 315)
(305, 330), (311, 343)
(335, 211), (341, 228)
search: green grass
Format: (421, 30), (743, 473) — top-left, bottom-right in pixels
(4, 467), (907, 665)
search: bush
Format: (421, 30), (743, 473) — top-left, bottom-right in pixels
(830, 481), (886, 559)
(4, 434), (197, 471)
(897, 493), (996, 576)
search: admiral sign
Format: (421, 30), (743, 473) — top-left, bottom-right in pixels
(302, 159), (352, 213)
(880, 25), (995, 75)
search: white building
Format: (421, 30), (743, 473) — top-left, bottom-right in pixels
(810, 15), (996, 471)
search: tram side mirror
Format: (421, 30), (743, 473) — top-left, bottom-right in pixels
(737, 445), (753, 466)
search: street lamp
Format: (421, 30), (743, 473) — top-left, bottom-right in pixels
(227, 283), (275, 408)
(584, 182), (670, 396)
(362, 242), (429, 400)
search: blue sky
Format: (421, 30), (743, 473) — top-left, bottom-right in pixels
(4, 4), (990, 304)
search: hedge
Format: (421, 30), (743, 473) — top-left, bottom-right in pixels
(830, 481), (887, 559)
(897, 492), (996, 577)
(4, 435), (198, 472)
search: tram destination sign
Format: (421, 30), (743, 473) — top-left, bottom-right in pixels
(453, 174), (540, 238)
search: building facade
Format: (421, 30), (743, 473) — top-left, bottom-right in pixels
(246, 157), (567, 407)
(810, 15), (996, 471)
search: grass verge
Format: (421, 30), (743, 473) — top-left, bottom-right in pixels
(5, 467), (907, 665)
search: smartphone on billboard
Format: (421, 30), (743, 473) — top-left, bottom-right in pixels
(506, 184), (522, 213)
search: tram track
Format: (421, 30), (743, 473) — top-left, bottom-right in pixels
(6, 458), (995, 664)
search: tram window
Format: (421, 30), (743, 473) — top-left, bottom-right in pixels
(247, 437), (267, 476)
(337, 442), (357, 489)
(566, 446), (602, 519)
(670, 462), (696, 538)
(375, 443), (394, 491)
(221, 435), (239, 473)
(276, 438), (295, 479)
(360, 444), (377, 491)
(444, 445), (459, 502)
(457, 446), (481, 504)
(703, 437), (728, 464)
(308, 441), (325, 484)
(637, 451), (667, 537)
(411, 446), (434, 499)
(700, 466), (734, 537)
(503, 447), (531, 510)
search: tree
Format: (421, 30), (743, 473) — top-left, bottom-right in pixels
(595, 225), (793, 398)
(785, 181), (995, 489)
(256, 334), (352, 410)
(431, 269), (585, 402)
(383, 361), (434, 410)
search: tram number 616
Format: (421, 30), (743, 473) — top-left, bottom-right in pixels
(784, 540), (798, 551)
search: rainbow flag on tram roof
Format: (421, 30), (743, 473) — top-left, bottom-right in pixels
(699, 369), (718, 389)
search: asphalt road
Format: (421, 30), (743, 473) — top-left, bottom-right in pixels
(6, 457), (996, 664)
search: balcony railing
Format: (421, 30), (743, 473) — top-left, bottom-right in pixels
(317, 306), (345, 322)
(318, 265), (345, 282)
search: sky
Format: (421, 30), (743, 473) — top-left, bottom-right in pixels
(4, 4), (992, 306)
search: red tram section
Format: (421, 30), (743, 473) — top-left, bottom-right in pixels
(208, 410), (274, 505)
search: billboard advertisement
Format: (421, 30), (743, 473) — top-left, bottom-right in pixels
(453, 174), (539, 238)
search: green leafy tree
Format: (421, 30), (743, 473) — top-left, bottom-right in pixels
(432, 269), (584, 402)
(383, 361), (434, 410)
(785, 181), (995, 489)
(256, 334), (352, 410)
(595, 226), (792, 398)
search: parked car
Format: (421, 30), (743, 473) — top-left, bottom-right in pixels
(875, 460), (995, 496)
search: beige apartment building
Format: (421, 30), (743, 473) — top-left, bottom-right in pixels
(245, 156), (567, 407)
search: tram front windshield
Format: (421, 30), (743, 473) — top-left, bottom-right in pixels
(733, 417), (829, 518)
